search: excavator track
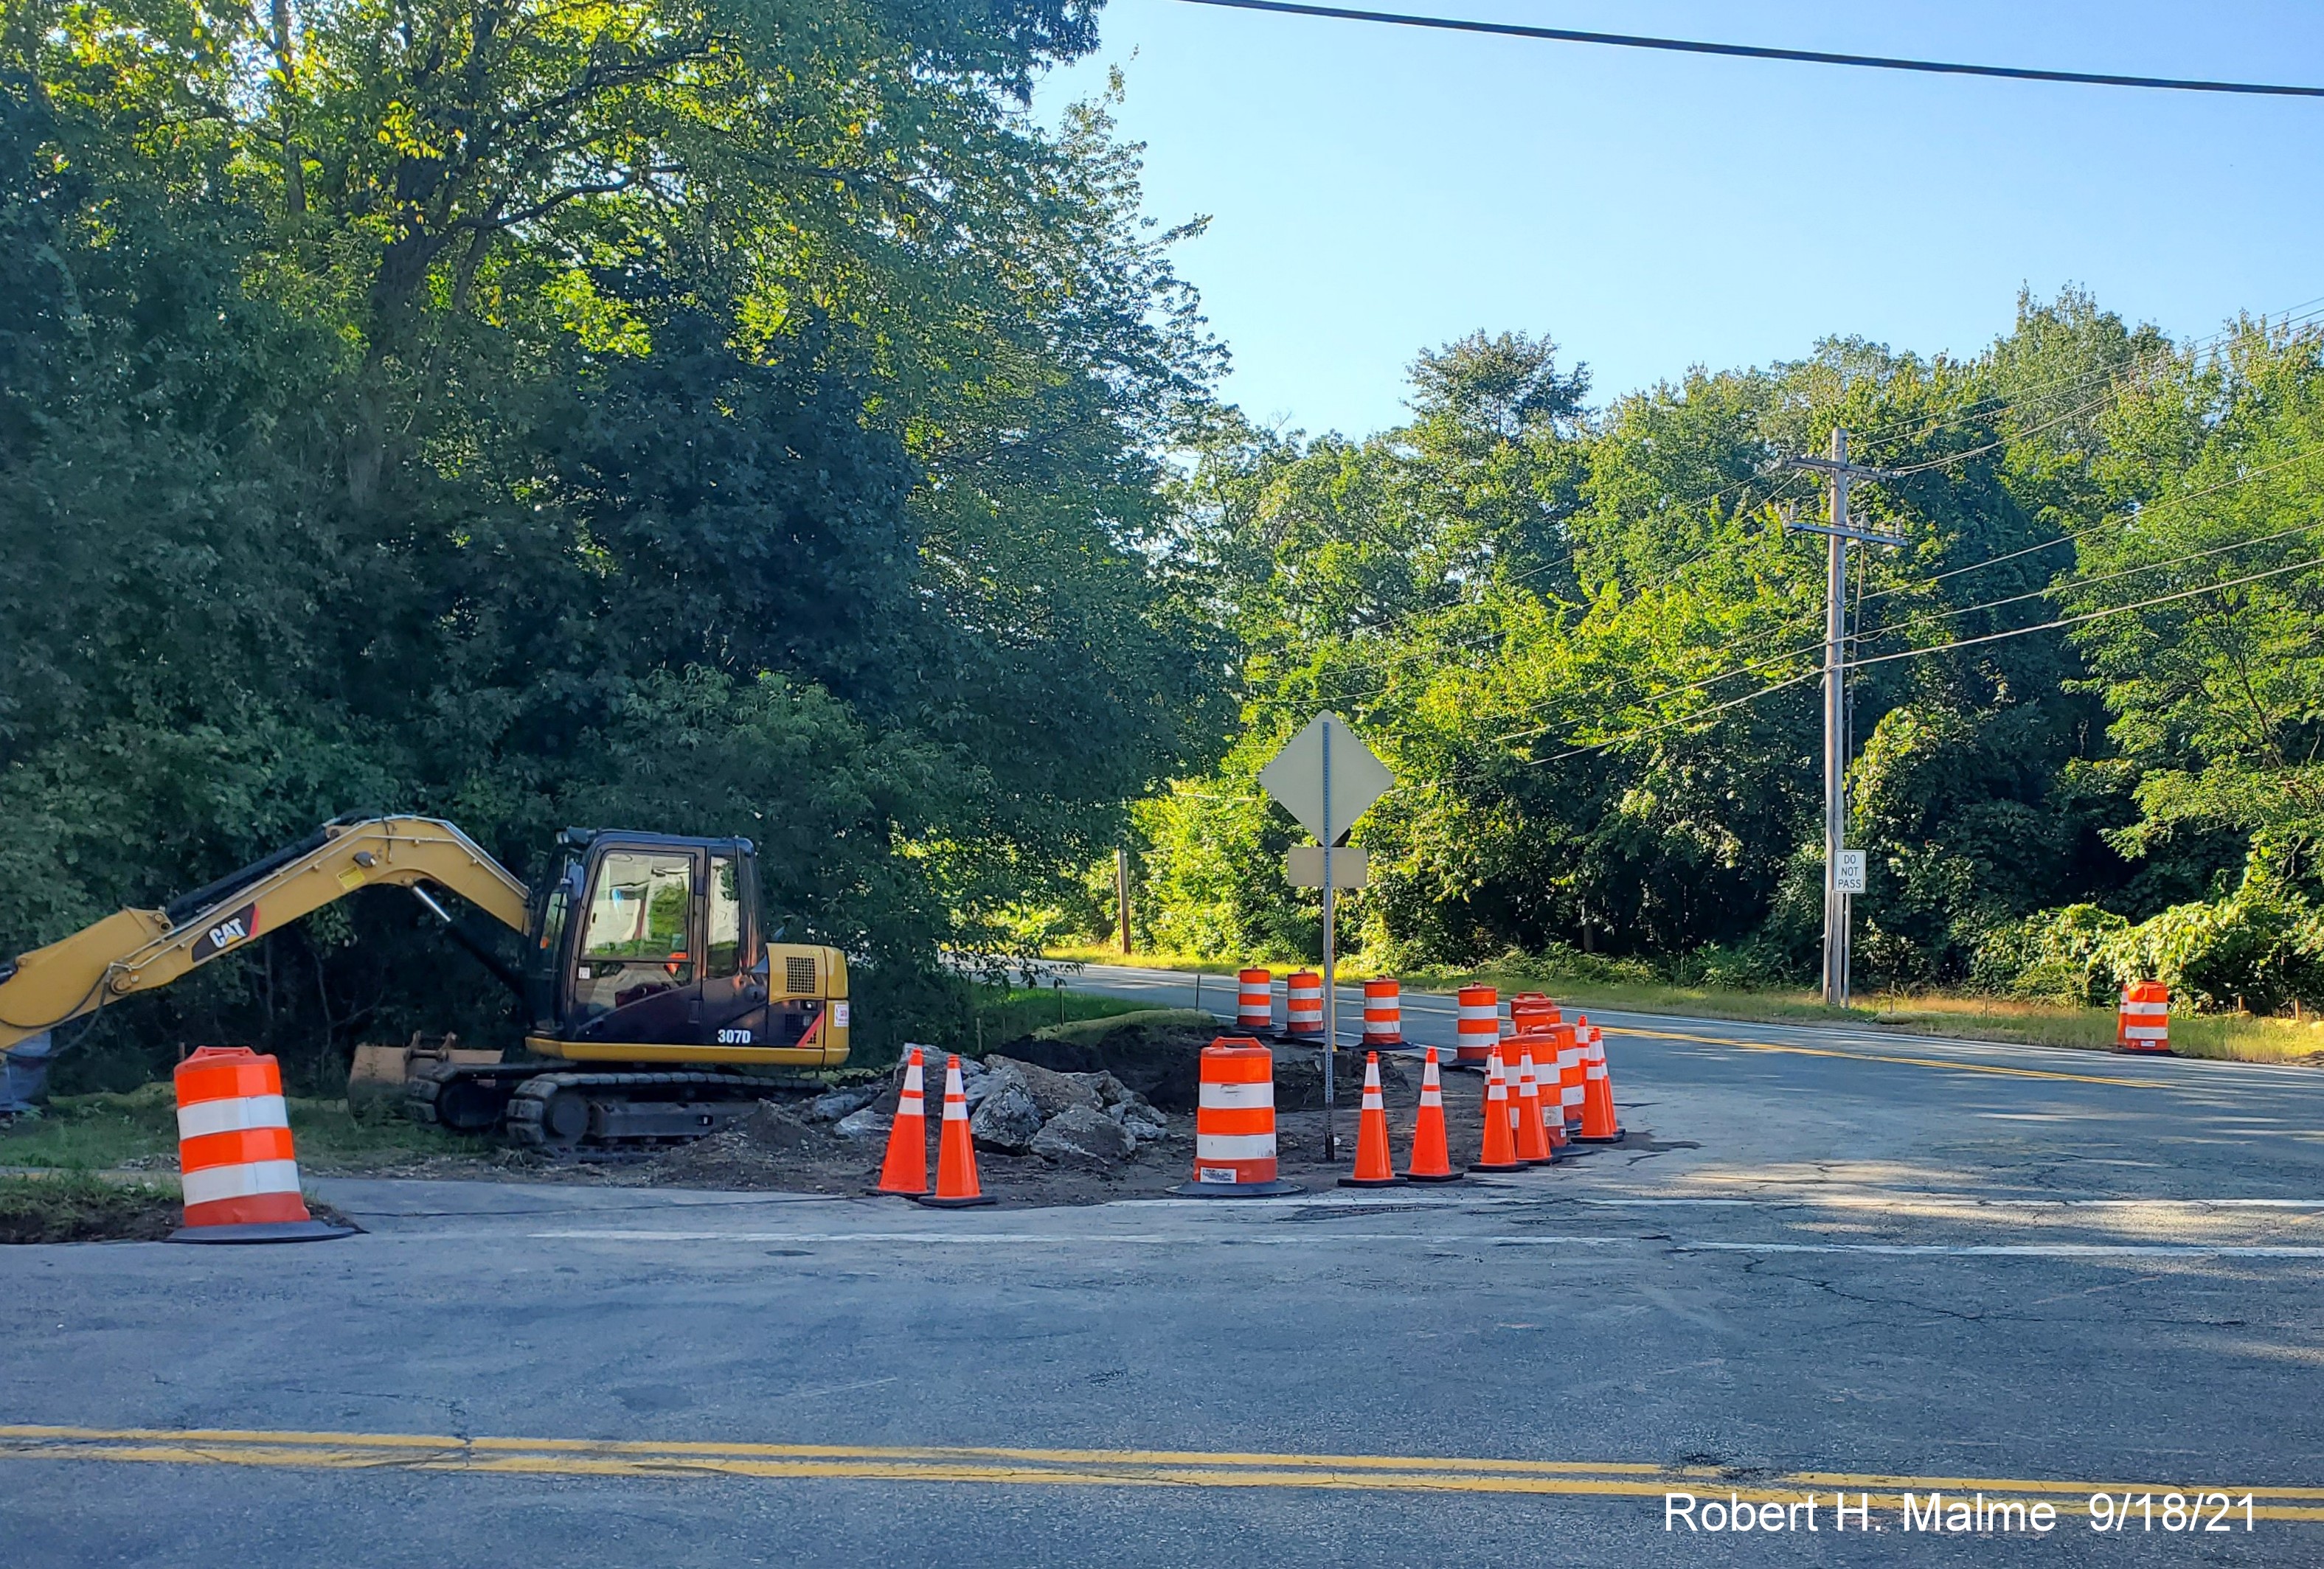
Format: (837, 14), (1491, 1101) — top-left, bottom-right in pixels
(406, 1060), (544, 1134)
(502, 1070), (822, 1154)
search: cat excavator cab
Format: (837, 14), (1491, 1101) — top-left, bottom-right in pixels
(0, 816), (850, 1152)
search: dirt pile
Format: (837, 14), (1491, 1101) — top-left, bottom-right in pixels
(990, 1019), (1221, 1112)
(1272, 1046), (1412, 1111)
(614, 1035), (1625, 1206)
(645, 1101), (867, 1192)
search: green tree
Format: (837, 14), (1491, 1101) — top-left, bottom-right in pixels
(0, 0), (1227, 1084)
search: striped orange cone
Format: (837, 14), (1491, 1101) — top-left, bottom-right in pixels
(1511, 1043), (1553, 1164)
(1401, 1048), (1463, 1183)
(915, 1054), (995, 1208)
(169, 1047), (351, 1244)
(1471, 1050), (1525, 1172)
(1339, 1051), (1405, 1187)
(1575, 1020), (1626, 1143)
(873, 1046), (929, 1195)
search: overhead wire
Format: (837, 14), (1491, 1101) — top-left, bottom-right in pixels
(1230, 286), (2324, 768)
(1493, 554), (2324, 772)
(1854, 446), (2324, 610)
(1522, 671), (1824, 766)
(1172, 0), (2324, 97)
(1482, 436), (2324, 762)
(1845, 553), (2324, 673)
(1856, 510), (2324, 647)
(1304, 293), (2324, 718)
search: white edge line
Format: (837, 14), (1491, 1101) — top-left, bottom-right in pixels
(524, 1228), (2324, 1258)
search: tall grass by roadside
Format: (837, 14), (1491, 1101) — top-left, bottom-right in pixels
(0, 1082), (489, 1172)
(1041, 945), (2324, 1067)
(965, 984), (1154, 1053)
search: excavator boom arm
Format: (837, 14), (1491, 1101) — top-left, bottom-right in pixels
(0, 817), (530, 1051)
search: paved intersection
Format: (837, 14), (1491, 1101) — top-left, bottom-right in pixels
(4, 967), (2320, 1565)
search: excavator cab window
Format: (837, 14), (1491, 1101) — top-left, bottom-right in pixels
(572, 850), (696, 1020)
(706, 856), (744, 979)
(524, 849), (585, 1032)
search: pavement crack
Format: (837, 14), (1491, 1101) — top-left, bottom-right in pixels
(1746, 1258), (1999, 1324)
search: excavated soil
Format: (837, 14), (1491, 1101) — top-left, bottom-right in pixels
(308, 1021), (1629, 1206)
(612, 1034), (1620, 1207)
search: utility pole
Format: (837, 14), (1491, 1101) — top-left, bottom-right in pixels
(1115, 847), (1132, 956)
(1782, 428), (1906, 1008)
(1319, 718), (1337, 1161)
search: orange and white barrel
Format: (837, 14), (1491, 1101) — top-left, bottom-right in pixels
(1455, 985), (1499, 1065)
(1517, 1027), (1569, 1149)
(2117, 981), (2170, 1053)
(1510, 992), (1560, 1036)
(170, 1047), (347, 1243)
(1555, 1022), (1586, 1129)
(1236, 969), (1273, 1033)
(1361, 978), (1404, 1046)
(1178, 1038), (1299, 1196)
(1284, 970), (1325, 1040)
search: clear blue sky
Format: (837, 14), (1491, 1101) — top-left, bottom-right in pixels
(1033, 1), (2324, 438)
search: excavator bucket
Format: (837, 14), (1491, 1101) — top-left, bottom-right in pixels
(347, 1033), (502, 1118)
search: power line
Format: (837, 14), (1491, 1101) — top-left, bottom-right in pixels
(1174, 0), (2324, 97)
(1524, 670), (1822, 765)
(1492, 446), (2324, 757)
(1856, 445), (2324, 608)
(1487, 628), (1823, 745)
(1499, 553), (2322, 771)
(1248, 299), (2324, 724)
(1846, 553), (2324, 673)
(1297, 465), (1821, 713)
(1857, 512), (2324, 647)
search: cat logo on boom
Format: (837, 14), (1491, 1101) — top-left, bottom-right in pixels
(190, 903), (261, 964)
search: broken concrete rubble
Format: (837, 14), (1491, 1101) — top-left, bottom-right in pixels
(1028, 1104), (1134, 1166)
(984, 1055), (1101, 1119)
(833, 1106), (890, 1140)
(968, 1076), (1045, 1154)
(805, 1084), (880, 1124)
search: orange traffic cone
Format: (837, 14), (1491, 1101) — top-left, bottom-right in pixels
(1511, 1044), (1553, 1164)
(873, 1046), (929, 1195)
(1472, 1050), (1525, 1172)
(1339, 1051), (1405, 1188)
(916, 1054), (995, 1208)
(1575, 1023), (1626, 1143)
(1402, 1048), (1463, 1183)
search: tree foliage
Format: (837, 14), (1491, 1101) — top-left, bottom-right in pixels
(1134, 294), (2324, 1014)
(0, 0), (1224, 1083)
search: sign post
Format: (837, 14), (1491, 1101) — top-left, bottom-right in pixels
(1259, 712), (1395, 1161)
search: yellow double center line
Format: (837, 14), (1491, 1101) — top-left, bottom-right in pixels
(4, 1425), (2320, 1519)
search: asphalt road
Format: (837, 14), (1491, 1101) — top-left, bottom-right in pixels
(6, 967), (2323, 1567)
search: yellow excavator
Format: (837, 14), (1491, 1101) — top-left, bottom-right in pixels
(0, 816), (851, 1151)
